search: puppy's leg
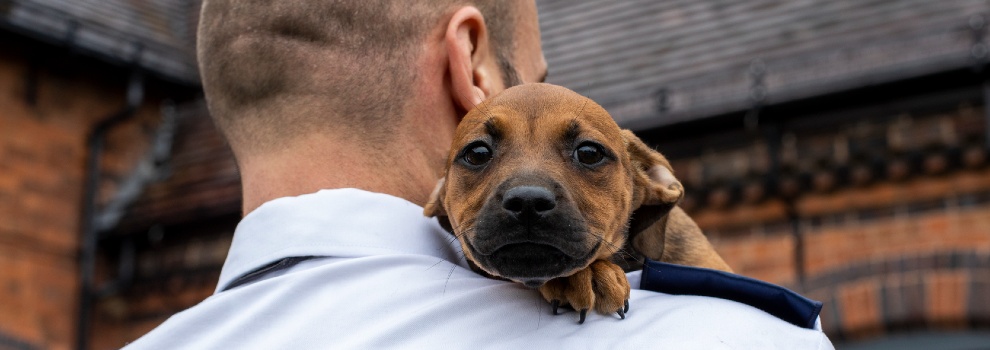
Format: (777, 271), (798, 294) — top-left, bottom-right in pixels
(538, 260), (630, 323)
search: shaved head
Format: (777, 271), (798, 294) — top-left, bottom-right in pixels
(198, 0), (520, 152)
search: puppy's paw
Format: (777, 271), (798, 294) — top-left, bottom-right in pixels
(538, 260), (630, 323)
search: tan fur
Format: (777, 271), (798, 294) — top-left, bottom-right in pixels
(635, 207), (732, 272)
(425, 83), (731, 321)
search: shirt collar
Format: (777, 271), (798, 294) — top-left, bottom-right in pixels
(216, 188), (465, 293)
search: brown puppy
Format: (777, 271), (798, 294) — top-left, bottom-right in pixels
(424, 83), (731, 323)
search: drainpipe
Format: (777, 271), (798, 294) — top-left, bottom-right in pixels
(76, 52), (145, 350)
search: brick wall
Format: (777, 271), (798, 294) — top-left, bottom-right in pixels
(677, 105), (990, 342)
(0, 38), (165, 349)
(80, 99), (241, 349)
(89, 225), (233, 349)
(799, 190), (990, 341)
(91, 283), (216, 349)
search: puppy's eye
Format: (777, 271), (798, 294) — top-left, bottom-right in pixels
(461, 143), (493, 167)
(574, 143), (606, 166)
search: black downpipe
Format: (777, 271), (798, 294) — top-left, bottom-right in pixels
(762, 122), (806, 286)
(76, 69), (145, 350)
(786, 203), (805, 285)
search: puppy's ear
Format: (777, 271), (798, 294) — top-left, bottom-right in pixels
(622, 129), (684, 235)
(624, 130), (683, 207)
(423, 177), (447, 217)
(423, 178), (454, 232)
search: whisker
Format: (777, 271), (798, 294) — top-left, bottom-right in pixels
(445, 226), (475, 247)
(464, 88), (498, 123)
(442, 264), (456, 296)
(583, 229), (672, 277)
(534, 294), (543, 329)
(425, 259), (445, 271)
(584, 230), (639, 261)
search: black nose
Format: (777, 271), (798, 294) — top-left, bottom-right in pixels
(502, 186), (556, 221)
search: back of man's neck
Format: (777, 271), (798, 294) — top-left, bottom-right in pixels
(237, 132), (443, 215)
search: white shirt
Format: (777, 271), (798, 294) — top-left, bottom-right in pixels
(124, 189), (833, 349)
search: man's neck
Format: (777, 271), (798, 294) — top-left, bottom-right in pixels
(236, 47), (463, 215)
(237, 131), (448, 215)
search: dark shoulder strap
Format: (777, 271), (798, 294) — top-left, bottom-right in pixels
(221, 256), (318, 292)
(640, 259), (823, 329)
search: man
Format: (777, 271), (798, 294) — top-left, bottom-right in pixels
(125, 0), (833, 348)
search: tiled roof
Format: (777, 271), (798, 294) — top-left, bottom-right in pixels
(114, 100), (241, 233)
(4, 0), (979, 124)
(0, 0), (199, 84)
(537, 0), (990, 131)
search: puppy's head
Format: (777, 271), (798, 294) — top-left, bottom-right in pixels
(424, 83), (681, 287)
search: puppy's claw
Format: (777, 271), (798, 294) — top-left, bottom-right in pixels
(616, 308), (625, 320)
(551, 300), (560, 315)
(578, 309), (588, 324)
(624, 300), (629, 313)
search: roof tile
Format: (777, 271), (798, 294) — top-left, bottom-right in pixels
(537, 0), (990, 130)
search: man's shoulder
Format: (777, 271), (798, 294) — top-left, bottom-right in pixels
(127, 256), (832, 349)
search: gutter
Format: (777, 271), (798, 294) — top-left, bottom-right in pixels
(0, 0), (200, 87)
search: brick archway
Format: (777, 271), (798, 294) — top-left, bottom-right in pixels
(801, 249), (990, 342)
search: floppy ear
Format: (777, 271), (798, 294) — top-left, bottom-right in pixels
(423, 177), (446, 217)
(622, 129), (684, 236)
(423, 178), (454, 233)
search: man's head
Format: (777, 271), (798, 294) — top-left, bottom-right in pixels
(198, 0), (543, 153)
(197, 0), (547, 212)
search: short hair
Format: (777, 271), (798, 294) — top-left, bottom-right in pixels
(197, 0), (519, 151)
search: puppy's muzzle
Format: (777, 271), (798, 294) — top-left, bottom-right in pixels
(468, 182), (597, 287)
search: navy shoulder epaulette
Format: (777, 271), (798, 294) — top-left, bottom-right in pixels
(640, 259), (823, 329)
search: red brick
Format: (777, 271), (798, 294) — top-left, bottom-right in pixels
(712, 233), (796, 285)
(926, 271), (968, 328)
(837, 279), (883, 339)
(0, 41), (165, 350)
(693, 200), (789, 231)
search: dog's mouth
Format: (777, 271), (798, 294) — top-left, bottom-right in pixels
(458, 183), (605, 287)
(464, 237), (601, 287)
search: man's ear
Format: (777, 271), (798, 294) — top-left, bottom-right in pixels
(623, 129), (684, 235)
(423, 178), (454, 233)
(446, 6), (504, 113)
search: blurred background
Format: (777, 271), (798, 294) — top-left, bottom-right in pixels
(1, 0), (989, 349)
